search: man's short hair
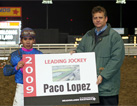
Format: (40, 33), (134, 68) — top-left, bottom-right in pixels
(92, 6), (107, 17)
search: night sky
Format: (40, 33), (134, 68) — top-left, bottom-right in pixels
(0, 1), (137, 35)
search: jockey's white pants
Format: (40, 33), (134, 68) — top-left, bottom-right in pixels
(13, 83), (24, 106)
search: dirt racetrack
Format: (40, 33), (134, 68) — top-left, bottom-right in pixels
(0, 56), (137, 106)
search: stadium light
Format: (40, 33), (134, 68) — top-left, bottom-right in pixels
(116, 0), (126, 4)
(42, 0), (53, 4)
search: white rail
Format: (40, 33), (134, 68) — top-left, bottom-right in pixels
(0, 44), (78, 56)
(0, 43), (136, 57)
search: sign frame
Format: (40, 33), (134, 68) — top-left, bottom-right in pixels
(23, 52), (99, 105)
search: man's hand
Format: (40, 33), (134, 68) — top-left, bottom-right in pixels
(70, 50), (76, 55)
(96, 75), (103, 85)
(16, 61), (24, 70)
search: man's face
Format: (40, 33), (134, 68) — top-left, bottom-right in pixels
(21, 37), (35, 49)
(92, 12), (108, 31)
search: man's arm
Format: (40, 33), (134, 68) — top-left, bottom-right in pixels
(70, 35), (87, 54)
(3, 64), (17, 76)
(75, 35), (87, 53)
(3, 52), (24, 76)
(3, 61), (24, 76)
(99, 34), (125, 80)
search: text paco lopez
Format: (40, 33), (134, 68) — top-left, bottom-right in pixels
(43, 83), (91, 93)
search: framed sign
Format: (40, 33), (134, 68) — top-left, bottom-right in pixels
(23, 52), (99, 105)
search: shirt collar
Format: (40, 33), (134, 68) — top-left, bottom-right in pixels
(95, 24), (107, 36)
(22, 47), (33, 52)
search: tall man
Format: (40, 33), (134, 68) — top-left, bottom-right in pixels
(71, 6), (125, 106)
